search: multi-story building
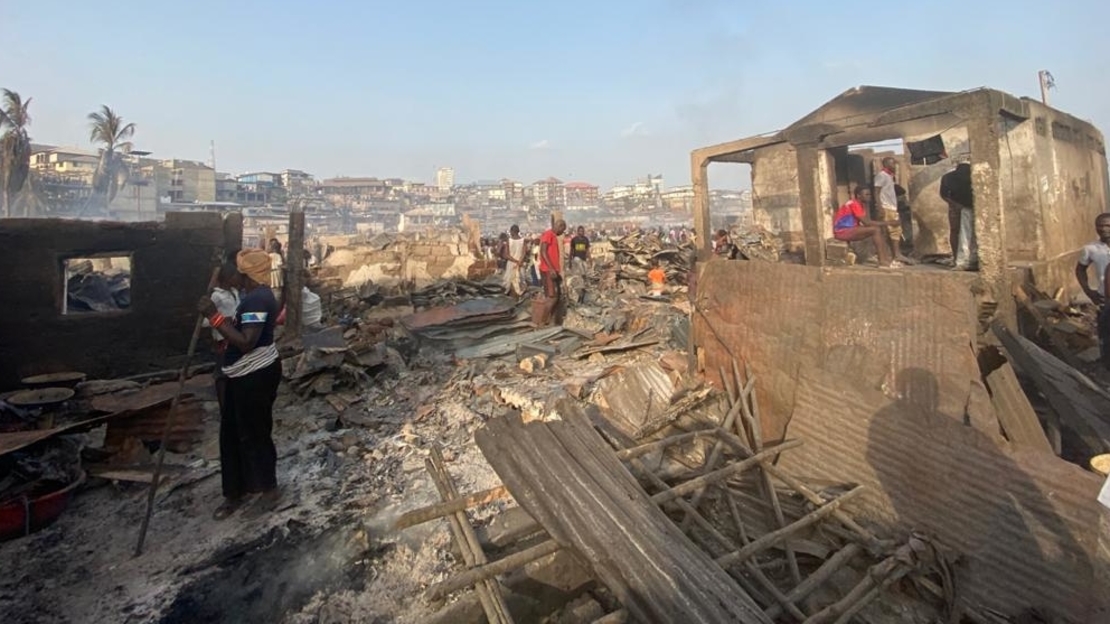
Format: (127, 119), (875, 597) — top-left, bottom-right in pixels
(501, 179), (524, 206)
(564, 182), (599, 210)
(435, 167), (455, 192)
(529, 177), (565, 208)
(320, 177), (389, 199)
(155, 159), (216, 204)
(280, 169), (315, 195)
(661, 185), (695, 212)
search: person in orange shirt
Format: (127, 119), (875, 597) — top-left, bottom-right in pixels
(648, 261), (666, 296)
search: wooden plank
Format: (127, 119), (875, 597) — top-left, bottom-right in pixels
(475, 402), (773, 624)
(985, 362), (1055, 454)
(992, 322), (1110, 456)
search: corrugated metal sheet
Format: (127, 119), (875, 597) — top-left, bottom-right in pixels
(692, 261), (987, 441)
(593, 361), (675, 438)
(400, 297), (515, 331)
(779, 366), (1105, 622)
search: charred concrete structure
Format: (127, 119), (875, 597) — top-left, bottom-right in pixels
(691, 86), (1110, 299)
(0, 213), (242, 388)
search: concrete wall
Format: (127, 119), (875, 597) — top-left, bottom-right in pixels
(0, 212), (239, 389)
(1026, 102), (1109, 264)
(321, 228), (480, 288)
(750, 143), (802, 235)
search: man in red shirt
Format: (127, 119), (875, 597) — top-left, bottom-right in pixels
(538, 219), (567, 325)
(833, 187), (900, 268)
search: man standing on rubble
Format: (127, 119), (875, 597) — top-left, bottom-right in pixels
(873, 157), (913, 265)
(940, 162), (976, 270)
(539, 219), (567, 326)
(1076, 213), (1110, 369)
(199, 248), (283, 520)
(570, 225), (591, 273)
(501, 225), (527, 299)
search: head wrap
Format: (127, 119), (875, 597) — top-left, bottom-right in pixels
(236, 248), (272, 286)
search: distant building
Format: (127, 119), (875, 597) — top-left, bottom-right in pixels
(662, 185), (695, 212)
(235, 171), (284, 205)
(280, 169), (315, 194)
(320, 177), (389, 198)
(436, 167), (455, 192)
(564, 181), (599, 210)
(156, 159), (216, 204)
(530, 177), (565, 208)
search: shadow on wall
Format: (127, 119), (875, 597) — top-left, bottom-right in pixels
(866, 367), (1101, 622)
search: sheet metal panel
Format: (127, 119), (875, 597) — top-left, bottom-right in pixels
(780, 366), (1106, 622)
(692, 261), (986, 441)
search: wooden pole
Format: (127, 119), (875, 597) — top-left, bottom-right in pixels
(427, 448), (513, 623)
(135, 265), (221, 556)
(427, 540), (562, 600)
(716, 486), (865, 568)
(395, 485), (511, 530)
(285, 203), (305, 339)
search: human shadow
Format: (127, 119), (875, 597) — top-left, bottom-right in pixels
(865, 367), (1099, 622)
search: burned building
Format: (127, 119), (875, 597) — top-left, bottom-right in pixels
(0, 212), (241, 388)
(688, 86), (1110, 621)
(691, 85), (1110, 300)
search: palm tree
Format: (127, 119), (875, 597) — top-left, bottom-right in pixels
(87, 105), (135, 213)
(0, 89), (32, 218)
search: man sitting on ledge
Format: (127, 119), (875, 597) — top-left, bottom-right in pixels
(832, 186), (901, 268)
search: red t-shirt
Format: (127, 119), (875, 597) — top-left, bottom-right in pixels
(539, 229), (561, 274)
(833, 199), (867, 232)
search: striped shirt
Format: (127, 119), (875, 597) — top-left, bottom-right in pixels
(222, 286), (279, 378)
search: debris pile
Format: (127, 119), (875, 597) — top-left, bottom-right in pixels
(610, 230), (694, 285)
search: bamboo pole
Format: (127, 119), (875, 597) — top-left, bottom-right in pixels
(395, 485), (510, 529)
(717, 486), (865, 568)
(427, 448), (514, 623)
(426, 540), (562, 600)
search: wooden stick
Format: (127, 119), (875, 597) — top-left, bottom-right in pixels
(614, 429), (719, 461)
(765, 543), (863, 619)
(427, 539), (562, 600)
(732, 367), (801, 585)
(629, 457), (807, 620)
(428, 449), (514, 624)
(135, 265), (221, 557)
(649, 439), (803, 506)
(803, 549), (912, 624)
(712, 428), (885, 549)
(717, 486), (865, 568)
(395, 485), (511, 530)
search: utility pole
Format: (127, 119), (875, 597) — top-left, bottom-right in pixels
(1038, 70), (1056, 106)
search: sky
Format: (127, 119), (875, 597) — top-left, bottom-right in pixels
(3, 0), (1109, 190)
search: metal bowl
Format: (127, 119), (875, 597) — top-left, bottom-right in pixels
(21, 372), (87, 390)
(6, 387), (76, 409)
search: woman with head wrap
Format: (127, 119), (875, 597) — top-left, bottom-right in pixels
(199, 248), (282, 519)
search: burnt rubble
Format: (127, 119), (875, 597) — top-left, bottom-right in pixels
(1, 228), (1109, 624)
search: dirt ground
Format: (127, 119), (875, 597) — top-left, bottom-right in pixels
(0, 359), (512, 624)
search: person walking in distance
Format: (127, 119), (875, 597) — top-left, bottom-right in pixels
(199, 248), (283, 519)
(874, 157), (914, 265)
(1076, 213), (1110, 370)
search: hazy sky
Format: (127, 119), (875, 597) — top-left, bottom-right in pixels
(3, 0), (1108, 189)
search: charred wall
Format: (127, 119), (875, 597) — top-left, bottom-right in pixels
(0, 213), (240, 389)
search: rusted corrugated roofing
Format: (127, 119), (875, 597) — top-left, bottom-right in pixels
(779, 366), (1104, 622)
(692, 261), (987, 442)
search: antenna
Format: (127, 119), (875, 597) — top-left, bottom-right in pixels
(1038, 70), (1056, 106)
(209, 140), (216, 170)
